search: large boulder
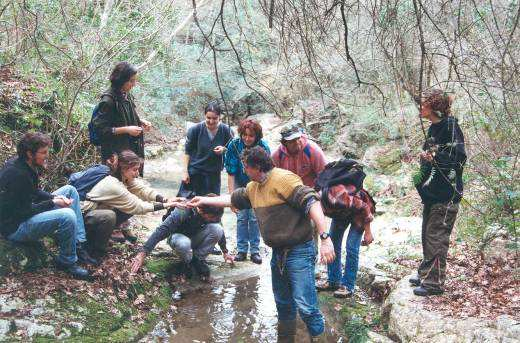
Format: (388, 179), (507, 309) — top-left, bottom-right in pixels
(0, 239), (50, 276)
(382, 274), (519, 342)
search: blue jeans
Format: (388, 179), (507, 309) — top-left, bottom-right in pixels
(236, 209), (260, 254)
(271, 240), (324, 337)
(327, 218), (363, 291)
(8, 185), (87, 265)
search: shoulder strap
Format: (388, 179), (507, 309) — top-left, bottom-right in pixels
(303, 144), (311, 159)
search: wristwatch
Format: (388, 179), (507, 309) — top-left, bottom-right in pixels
(319, 232), (330, 240)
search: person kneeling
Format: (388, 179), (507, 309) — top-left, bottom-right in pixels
(131, 196), (234, 281)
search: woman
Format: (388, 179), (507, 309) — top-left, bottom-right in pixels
(224, 119), (270, 264)
(181, 100), (233, 196)
(93, 61), (152, 175)
(410, 89), (466, 296)
(81, 150), (183, 254)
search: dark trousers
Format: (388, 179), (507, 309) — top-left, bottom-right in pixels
(418, 202), (459, 291)
(84, 209), (117, 255)
(180, 172), (222, 196)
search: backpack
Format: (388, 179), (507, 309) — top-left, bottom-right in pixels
(315, 159), (374, 219)
(88, 93), (114, 146)
(69, 164), (111, 201)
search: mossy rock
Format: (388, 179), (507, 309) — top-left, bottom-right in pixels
(0, 239), (50, 276)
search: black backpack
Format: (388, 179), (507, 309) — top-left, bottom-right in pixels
(88, 93), (115, 146)
(69, 164), (111, 201)
(315, 159), (366, 193)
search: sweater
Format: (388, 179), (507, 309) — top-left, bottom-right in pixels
(231, 168), (319, 248)
(81, 176), (162, 214)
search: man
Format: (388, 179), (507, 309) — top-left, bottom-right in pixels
(130, 197), (234, 281)
(188, 147), (335, 342)
(0, 132), (96, 279)
(272, 124), (326, 188)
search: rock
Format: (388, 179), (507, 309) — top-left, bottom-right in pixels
(144, 144), (165, 159)
(14, 319), (55, 338)
(367, 330), (394, 343)
(30, 307), (45, 316)
(0, 319), (12, 339)
(68, 321), (84, 333)
(362, 145), (403, 174)
(382, 274), (520, 342)
(0, 239), (50, 276)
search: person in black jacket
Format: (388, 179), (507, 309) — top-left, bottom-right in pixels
(0, 132), (97, 279)
(410, 89), (467, 296)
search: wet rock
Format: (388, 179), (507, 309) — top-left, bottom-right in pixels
(14, 319), (55, 338)
(382, 274), (520, 342)
(0, 239), (50, 276)
(0, 296), (24, 313)
(0, 319), (12, 338)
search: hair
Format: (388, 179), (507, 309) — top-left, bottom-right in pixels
(113, 150), (142, 180)
(241, 146), (274, 173)
(109, 62), (138, 91)
(17, 132), (52, 160)
(204, 100), (222, 116)
(198, 193), (224, 220)
(415, 89), (454, 118)
(238, 119), (263, 143)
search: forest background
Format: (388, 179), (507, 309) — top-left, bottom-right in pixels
(0, 0), (518, 262)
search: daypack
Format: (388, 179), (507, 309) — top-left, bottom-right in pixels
(88, 93), (114, 146)
(69, 164), (111, 201)
(315, 159), (375, 219)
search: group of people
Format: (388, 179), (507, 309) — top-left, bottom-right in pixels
(0, 61), (466, 342)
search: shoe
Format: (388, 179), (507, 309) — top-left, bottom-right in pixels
(110, 230), (126, 243)
(413, 286), (444, 296)
(191, 256), (210, 280)
(234, 252), (247, 262)
(56, 261), (92, 280)
(250, 253), (262, 264)
(409, 275), (421, 287)
(277, 320), (296, 343)
(333, 286), (354, 298)
(210, 247), (222, 255)
(77, 243), (100, 266)
(316, 280), (339, 292)
(122, 229), (138, 244)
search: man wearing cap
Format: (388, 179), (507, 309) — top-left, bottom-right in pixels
(272, 124), (326, 188)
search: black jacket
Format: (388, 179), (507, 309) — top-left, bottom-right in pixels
(416, 117), (467, 205)
(93, 88), (144, 161)
(0, 157), (54, 237)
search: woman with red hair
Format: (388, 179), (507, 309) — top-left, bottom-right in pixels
(224, 119), (270, 264)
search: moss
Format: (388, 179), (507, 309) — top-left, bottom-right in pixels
(145, 258), (173, 277)
(375, 148), (402, 174)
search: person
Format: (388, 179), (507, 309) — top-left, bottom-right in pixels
(410, 89), (466, 296)
(224, 119), (270, 264)
(0, 132), (96, 279)
(316, 187), (375, 298)
(81, 150), (183, 248)
(181, 100), (233, 196)
(272, 124), (326, 188)
(130, 196), (234, 281)
(93, 61), (152, 175)
(188, 146), (335, 342)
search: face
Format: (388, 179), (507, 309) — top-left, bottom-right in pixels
(283, 138), (301, 154)
(121, 74), (137, 93)
(241, 128), (257, 147)
(121, 164), (140, 182)
(27, 146), (49, 168)
(205, 111), (220, 131)
(197, 209), (221, 223)
(419, 102), (433, 119)
(243, 163), (263, 182)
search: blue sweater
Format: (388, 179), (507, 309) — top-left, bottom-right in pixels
(224, 137), (271, 188)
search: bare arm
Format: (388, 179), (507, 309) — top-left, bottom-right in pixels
(188, 194), (232, 208)
(183, 154), (190, 183)
(227, 174), (235, 194)
(308, 201), (335, 264)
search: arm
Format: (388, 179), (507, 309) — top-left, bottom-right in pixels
(308, 201), (335, 264)
(182, 154), (190, 183)
(126, 178), (158, 202)
(435, 122), (466, 169)
(227, 174), (235, 194)
(188, 194), (232, 208)
(361, 223), (373, 246)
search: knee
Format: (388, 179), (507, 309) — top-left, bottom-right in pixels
(63, 185), (79, 198)
(206, 223), (224, 240)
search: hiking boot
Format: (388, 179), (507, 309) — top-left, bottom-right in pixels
(413, 286), (444, 296)
(316, 280), (340, 292)
(250, 253), (262, 264)
(277, 320), (296, 343)
(77, 243), (99, 266)
(56, 261), (92, 280)
(191, 256), (210, 280)
(333, 286), (354, 298)
(234, 252), (247, 262)
(122, 229), (138, 244)
(409, 275), (421, 287)
(110, 230), (126, 243)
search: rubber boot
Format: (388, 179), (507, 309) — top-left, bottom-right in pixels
(277, 320), (296, 343)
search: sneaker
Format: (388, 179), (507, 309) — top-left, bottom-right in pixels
(413, 286), (444, 296)
(316, 280), (340, 292)
(250, 253), (262, 264)
(77, 243), (99, 266)
(56, 261), (92, 280)
(234, 252), (247, 262)
(409, 275), (421, 287)
(333, 286), (354, 298)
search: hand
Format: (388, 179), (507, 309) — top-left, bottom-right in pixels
(231, 206), (239, 214)
(319, 237), (335, 264)
(131, 251), (146, 274)
(187, 196), (206, 208)
(419, 151), (433, 162)
(361, 230), (374, 246)
(126, 126), (143, 137)
(182, 171), (190, 184)
(223, 253), (235, 265)
(140, 119), (152, 132)
(213, 146), (226, 155)
(53, 196), (73, 208)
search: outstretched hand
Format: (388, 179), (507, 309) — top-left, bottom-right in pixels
(130, 251), (146, 274)
(319, 238), (335, 264)
(187, 196), (205, 208)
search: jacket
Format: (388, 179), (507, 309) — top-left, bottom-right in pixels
(224, 137), (271, 188)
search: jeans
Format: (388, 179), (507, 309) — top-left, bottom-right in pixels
(7, 185), (87, 265)
(236, 209), (260, 254)
(168, 223), (224, 262)
(271, 240), (324, 337)
(327, 218), (363, 291)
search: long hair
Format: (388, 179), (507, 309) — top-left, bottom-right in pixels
(110, 62), (138, 92)
(113, 150), (142, 181)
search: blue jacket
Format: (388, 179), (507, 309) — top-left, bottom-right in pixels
(224, 137), (270, 188)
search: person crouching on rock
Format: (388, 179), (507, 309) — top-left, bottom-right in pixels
(410, 89), (466, 296)
(0, 132), (95, 279)
(130, 195), (234, 282)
